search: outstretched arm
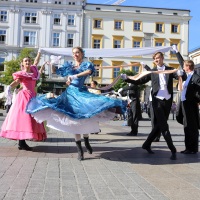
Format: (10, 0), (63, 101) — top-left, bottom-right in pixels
(171, 45), (184, 69)
(33, 51), (41, 66)
(66, 70), (92, 85)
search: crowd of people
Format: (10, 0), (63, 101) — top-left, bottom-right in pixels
(0, 45), (199, 161)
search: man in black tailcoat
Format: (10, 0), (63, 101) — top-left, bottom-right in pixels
(172, 45), (200, 154)
(121, 52), (180, 160)
(120, 83), (142, 136)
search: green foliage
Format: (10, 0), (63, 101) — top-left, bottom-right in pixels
(0, 59), (20, 85)
(0, 48), (36, 85)
(113, 69), (136, 91)
(113, 69), (146, 93)
(17, 48), (36, 63)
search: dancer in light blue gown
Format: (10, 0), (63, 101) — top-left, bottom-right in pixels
(26, 47), (126, 160)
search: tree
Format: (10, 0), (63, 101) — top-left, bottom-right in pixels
(0, 48), (36, 85)
(113, 69), (146, 93)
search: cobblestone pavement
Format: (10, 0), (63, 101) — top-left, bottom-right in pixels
(0, 109), (200, 200)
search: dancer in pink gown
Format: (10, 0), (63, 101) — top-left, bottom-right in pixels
(0, 51), (46, 151)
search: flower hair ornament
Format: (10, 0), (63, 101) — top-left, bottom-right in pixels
(50, 55), (62, 65)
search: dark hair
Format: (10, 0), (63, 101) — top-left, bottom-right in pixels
(91, 80), (98, 86)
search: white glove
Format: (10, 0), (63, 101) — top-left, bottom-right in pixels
(171, 45), (178, 53)
(121, 74), (127, 80)
(141, 62), (146, 67)
(118, 88), (123, 93)
(176, 69), (184, 76)
(50, 55), (62, 65)
(68, 75), (78, 81)
(5, 85), (12, 97)
(38, 48), (42, 53)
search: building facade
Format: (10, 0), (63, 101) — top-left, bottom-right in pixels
(189, 47), (200, 75)
(0, 1), (191, 96)
(84, 4), (191, 87)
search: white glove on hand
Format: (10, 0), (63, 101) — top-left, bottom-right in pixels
(141, 62), (146, 67)
(176, 69), (184, 76)
(5, 85), (12, 97)
(50, 55), (62, 65)
(171, 45), (178, 53)
(117, 88), (123, 97)
(68, 75), (78, 81)
(38, 48), (42, 53)
(121, 74), (127, 80)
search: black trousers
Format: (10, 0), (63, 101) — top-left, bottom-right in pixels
(127, 100), (140, 134)
(143, 98), (176, 153)
(182, 101), (199, 152)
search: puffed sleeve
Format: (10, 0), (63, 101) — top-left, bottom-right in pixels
(56, 61), (74, 77)
(80, 62), (95, 74)
(12, 71), (33, 80)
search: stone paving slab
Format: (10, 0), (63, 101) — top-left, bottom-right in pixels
(0, 109), (200, 200)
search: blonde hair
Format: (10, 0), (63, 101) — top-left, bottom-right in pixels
(184, 60), (194, 70)
(152, 52), (164, 60)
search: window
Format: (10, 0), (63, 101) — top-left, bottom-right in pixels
(0, 30), (6, 44)
(68, 15), (75, 25)
(0, 58), (5, 72)
(155, 23), (164, 32)
(55, 1), (61, 4)
(171, 24), (179, 33)
(93, 19), (102, 29)
(113, 68), (120, 78)
(133, 21), (141, 31)
(133, 41), (140, 48)
(132, 37), (143, 49)
(92, 35), (103, 49)
(114, 20), (123, 30)
(170, 39), (180, 58)
(25, 12), (37, 24)
(113, 36), (123, 48)
(93, 39), (101, 48)
(132, 66), (139, 73)
(0, 11), (7, 22)
(24, 31), (36, 45)
(93, 67), (100, 77)
(114, 40), (121, 48)
(67, 33), (74, 47)
(96, 8), (101, 10)
(26, 0), (37, 3)
(54, 14), (61, 25)
(154, 38), (164, 47)
(52, 33), (60, 47)
(112, 61), (123, 78)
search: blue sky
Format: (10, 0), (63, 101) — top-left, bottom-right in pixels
(87, 0), (200, 52)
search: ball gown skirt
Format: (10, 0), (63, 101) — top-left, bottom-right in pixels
(0, 89), (47, 140)
(26, 85), (127, 134)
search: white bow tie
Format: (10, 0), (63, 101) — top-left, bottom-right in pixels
(157, 66), (165, 71)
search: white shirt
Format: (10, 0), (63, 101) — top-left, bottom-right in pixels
(156, 65), (171, 100)
(181, 71), (194, 101)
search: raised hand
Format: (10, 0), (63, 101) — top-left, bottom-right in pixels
(120, 74), (127, 80)
(171, 45), (178, 53)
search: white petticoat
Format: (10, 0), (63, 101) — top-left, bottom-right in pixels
(31, 108), (115, 134)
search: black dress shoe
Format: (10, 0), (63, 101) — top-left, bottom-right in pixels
(183, 150), (197, 154)
(142, 146), (154, 154)
(126, 132), (137, 136)
(180, 149), (187, 153)
(18, 144), (33, 151)
(170, 153), (177, 160)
